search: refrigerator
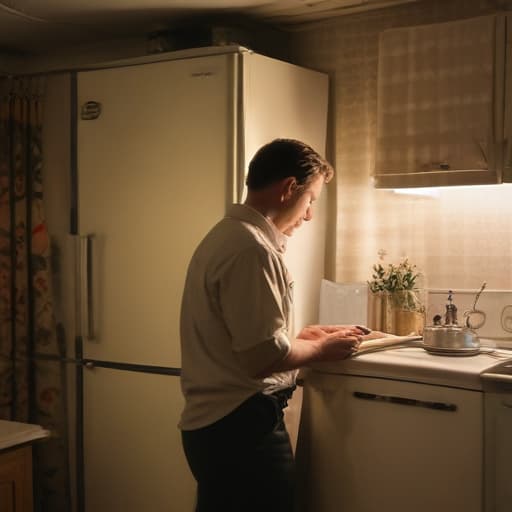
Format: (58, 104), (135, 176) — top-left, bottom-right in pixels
(42, 46), (329, 512)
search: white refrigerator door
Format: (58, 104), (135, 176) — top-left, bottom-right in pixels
(242, 52), (329, 334)
(76, 54), (236, 367)
(83, 367), (195, 512)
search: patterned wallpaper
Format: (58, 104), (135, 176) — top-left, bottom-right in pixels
(290, 0), (512, 290)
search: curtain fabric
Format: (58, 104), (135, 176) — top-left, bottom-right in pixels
(0, 77), (69, 512)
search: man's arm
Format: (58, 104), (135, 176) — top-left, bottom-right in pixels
(255, 324), (367, 378)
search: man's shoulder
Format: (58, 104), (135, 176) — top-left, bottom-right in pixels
(187, 217), (261, 271)
(204, 216), (268, 251)
(188, 217), (269, 277)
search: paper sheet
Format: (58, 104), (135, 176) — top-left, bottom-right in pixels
(355, 335), (423, 355)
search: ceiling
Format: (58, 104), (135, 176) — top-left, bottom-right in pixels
(0, 0), (420, 56)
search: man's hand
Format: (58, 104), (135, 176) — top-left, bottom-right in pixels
(256, 325), (374, 377)
(297, 324), (368, 341)
(296, 324), (370, 362)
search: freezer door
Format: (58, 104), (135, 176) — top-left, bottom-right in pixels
(76, 54), (236, 367)
(83, 367), (195, 512)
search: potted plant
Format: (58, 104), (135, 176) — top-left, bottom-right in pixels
(367, 258), (425, 335)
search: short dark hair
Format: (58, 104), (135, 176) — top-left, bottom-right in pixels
(246, 139), (334, 190)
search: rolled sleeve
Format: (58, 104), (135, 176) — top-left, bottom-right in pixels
(235, 331), (291, 376)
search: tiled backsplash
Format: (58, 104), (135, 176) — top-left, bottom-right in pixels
(319, 280), (512, 344)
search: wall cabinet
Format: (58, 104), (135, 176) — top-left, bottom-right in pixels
(0, 446), (33, 512)
(296, 372), (482, 512)
(374, 13), (511, 188)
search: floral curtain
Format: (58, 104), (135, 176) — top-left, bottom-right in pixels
(0, 77), (70, 512)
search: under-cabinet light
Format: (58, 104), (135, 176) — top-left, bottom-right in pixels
(391, 188), (440, 198)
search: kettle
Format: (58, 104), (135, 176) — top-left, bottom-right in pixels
(422, 290), (481, 355)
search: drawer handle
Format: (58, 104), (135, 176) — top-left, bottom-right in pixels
(353, 391), (457, 412)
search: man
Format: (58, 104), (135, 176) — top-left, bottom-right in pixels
(179, 139), (367, 512)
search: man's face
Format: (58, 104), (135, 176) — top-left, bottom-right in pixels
(274, 174), (324, 236)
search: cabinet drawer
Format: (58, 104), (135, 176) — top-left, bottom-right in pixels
(0, 446), (33, 512)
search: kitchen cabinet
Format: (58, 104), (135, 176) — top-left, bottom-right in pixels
(0, 420), (49, 512)
(0, 446), (33, 512)
(374, 14), (511, 188)
(296, 371), (482, 512)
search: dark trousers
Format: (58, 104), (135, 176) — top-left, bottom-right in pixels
(181, 390), (296, 512)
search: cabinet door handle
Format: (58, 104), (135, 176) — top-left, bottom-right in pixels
(353, 391), (457, 412)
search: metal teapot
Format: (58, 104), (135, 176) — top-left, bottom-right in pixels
(422, 287), (485, 355)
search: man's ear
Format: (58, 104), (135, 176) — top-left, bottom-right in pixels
(279, 177), (298, 202)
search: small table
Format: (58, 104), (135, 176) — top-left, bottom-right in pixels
(0, 420), (50, 512)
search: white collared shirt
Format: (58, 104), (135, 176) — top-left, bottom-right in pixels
(179, 204), (296, 431)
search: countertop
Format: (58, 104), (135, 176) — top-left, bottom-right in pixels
(309, 344), (512, 391)
(0, 420), (50, 451)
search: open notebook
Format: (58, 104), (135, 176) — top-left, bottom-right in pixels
(355, 335), (423, 356)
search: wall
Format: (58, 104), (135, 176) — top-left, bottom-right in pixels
(290, 0), (512, 290)
(26, 36), (149, 74)
(0, 53), (26, 75)
(21, 22), (291, 74)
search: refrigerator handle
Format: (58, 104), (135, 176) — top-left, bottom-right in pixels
(80, 234), (95, 340)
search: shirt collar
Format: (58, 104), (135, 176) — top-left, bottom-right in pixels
(226, 203), (287, 253)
